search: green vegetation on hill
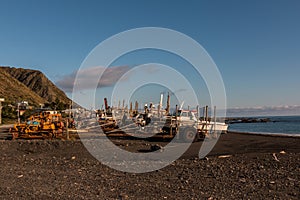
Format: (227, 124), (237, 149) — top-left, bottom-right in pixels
(0, 66), (73, 123)
(1, 66), (71, 104)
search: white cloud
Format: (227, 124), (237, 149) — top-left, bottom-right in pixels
(227, 105), (300, 117)
(56, 66), (130, 93)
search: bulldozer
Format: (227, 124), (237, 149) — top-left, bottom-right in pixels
(10, 111), (65, 139)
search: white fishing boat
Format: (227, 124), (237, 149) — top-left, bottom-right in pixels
(177, 109), (228, 134)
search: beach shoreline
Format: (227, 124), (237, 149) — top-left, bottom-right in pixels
(228, 130), (300, 138)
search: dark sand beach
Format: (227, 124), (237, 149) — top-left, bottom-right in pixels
(0, 125), (299, 199)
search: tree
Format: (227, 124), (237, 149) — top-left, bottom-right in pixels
(45, 98), (67, 111)
(2, 105), (16, 119)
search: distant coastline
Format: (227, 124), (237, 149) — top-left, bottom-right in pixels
(228, 115), (300, 136)
(226, 106), (300, 117)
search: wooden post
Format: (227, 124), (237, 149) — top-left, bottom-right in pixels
(66, 119), (69, 140)
(104, 98), (108, 111)
(157, 103), (160, 118)
(205, 105), (208, 136)
(213, 106), (216, 137)
(67, 101), (71, 140)
(129, 102), (132, 116)
(175, 104), (178, 136)
(17, 103), (20, 124)
(0, 101), (1, 124)
(166, 92), (170, 115)
(196, 105), (199, 128)
(0, 98), (3, 124)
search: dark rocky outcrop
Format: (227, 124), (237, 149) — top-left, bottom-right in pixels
(0, 66), (71, 106)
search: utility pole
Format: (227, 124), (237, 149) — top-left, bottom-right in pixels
(67, 101), (72, 140)
(0, 98), (4, 125)
(17, 102), (20, 124)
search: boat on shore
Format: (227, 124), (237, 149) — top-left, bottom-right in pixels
(93, 95), (228, 142)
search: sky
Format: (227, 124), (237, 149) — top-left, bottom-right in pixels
(0, 0), (299, 115)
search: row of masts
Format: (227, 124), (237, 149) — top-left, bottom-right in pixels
(100, 94), (218, 124)
(102, 92), (171, 117)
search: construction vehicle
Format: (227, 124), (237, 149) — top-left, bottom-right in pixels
(10, 111), (65, 139)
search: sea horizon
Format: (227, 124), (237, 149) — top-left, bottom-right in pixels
(228, 115), (300, 136)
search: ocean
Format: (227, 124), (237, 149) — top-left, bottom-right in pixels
(228, 115), (300, 137)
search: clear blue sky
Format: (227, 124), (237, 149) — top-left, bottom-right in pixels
(0, 0), (299, 111)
